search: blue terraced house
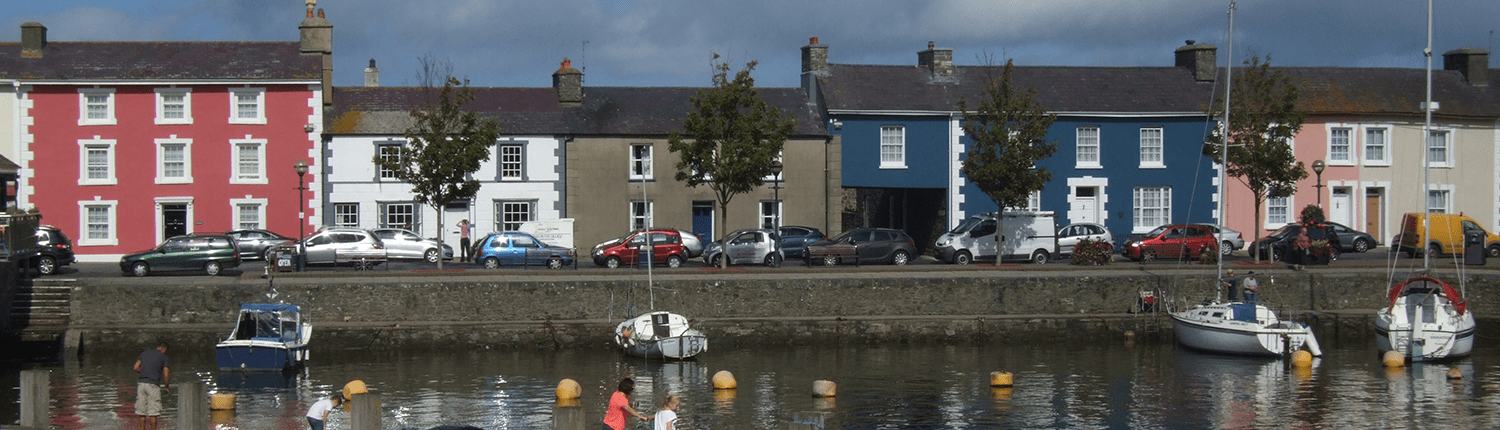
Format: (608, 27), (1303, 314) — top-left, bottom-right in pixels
(802, 39), (1224, 250)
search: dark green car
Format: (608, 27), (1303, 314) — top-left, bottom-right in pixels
(119, 234), (242, 277)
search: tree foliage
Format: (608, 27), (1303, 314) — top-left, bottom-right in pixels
(669, 54), (795, 249)
(958, 60), (1058, 213)
(375, 74), (501, 268)
(1201, 55), (1307, 254)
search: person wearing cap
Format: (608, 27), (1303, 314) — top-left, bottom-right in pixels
(1243, 271), (1260, 304)
(1221, 269), (1241, 301)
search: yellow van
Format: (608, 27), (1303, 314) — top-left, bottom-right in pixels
(1393, 212), (1500, 257)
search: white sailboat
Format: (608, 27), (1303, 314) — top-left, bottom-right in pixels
(1373, 0), (1476, 362)
(611, 156), (708, 360)
(1170, 2), (1322, 358)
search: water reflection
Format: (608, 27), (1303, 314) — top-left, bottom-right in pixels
(3, 336), (1499, 429)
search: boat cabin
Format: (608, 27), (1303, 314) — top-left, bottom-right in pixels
(228, 304), (304, 341)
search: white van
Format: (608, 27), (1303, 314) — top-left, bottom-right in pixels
(934, 211), (1058, 264)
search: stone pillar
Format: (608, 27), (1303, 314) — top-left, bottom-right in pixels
(20, 369), (48, 428)
(176, 381), (207, 430)
(350, 392), (381, 430)
(552, 404), (585, 430)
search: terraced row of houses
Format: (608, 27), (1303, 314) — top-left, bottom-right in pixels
(0, 4), (1495, 261)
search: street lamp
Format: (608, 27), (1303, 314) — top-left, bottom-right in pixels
(294, 160), (309, 271)
(1311, 159), (1326, 209)
(770, 160), (783, 265)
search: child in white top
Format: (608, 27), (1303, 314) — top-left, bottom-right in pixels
(654, 395), (680, 430)
(305, 394), (342, 430)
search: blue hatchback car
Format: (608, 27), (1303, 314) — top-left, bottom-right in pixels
(472, 232), (576, 269)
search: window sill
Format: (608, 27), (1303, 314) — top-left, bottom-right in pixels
(77, 119), (117, 126)
(1075, 164), (1102, 170)
(878, 165), (908, 170)
(1137, 165), (1166, 170)
(154, 178), (194, 185)
(77, 179), (117, 186)
(1362, 161), (1391, 167)
(628, 178), (657, 183)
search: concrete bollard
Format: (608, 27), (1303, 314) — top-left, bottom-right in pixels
(20, 369), (48, 429)
(552, 404), (586, 430)
(349, 392), (381, 430)
(176, 380), (208, 430)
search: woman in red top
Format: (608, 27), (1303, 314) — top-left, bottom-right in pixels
(603, 377), (651, 430)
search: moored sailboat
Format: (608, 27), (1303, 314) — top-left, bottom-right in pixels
(614, 311), (708, 359)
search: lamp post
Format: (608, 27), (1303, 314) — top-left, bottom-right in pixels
(294, 160), (309, 271)
(1311, 159), (1326, 210)
(770, 160), (783, 265)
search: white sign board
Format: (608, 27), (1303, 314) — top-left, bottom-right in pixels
(519, 218), (575, 249)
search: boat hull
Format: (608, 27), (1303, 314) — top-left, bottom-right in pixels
(1171, 303), (1319, 357)
(615, 311), (708, 359)
(215, 341), (309, 371)
(1375, 276), (1476, 361)
(620, 332), (709, 359)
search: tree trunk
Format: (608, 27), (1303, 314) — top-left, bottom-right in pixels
(1251, 198), (1263, 264)
(435, 207), (445, 271)
(717, 199), (731, 268)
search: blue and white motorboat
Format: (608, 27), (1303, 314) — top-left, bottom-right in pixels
(215, 304), (311, 371)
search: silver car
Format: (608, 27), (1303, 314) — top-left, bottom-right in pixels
(1057, 223), (1114, 257)
(1194, 224), (1246, 256)
(299, 228), (388, 265)
(371, 228), (454, 262)
(703, 229), (783, 267)
(676, 228), (705, 258)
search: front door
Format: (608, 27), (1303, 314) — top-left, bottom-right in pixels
(1366, 189), (1384, 241)
(1330, 187), (1352, 226)
(692, 202), (714, 243)
(1071, 187), (1099, 224)
(162, 204), (187, 239)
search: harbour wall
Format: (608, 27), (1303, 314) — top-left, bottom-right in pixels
(58, 267), (1500, 353)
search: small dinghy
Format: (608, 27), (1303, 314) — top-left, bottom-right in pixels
(613, 311), (707, 359)
(215, 304), (311, 371)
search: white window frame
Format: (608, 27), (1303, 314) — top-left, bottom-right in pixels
(762, 151), (786, 181)
(228, 87), (266, 125)
(1139, 127), (1164, 169)
(630, 143), (653, 180)
(155, 137), (193, 184)
(1075, 126), (1100, 169)
(1326, 124), (1355, 165)
(381, 202), (417, 229)
(77, 199), (119, 246)
(332, 203), (359, 228)
(497, 200), (535, 232)
(378, 143), (403, 181)
(229, 137), (268, 184)
(155, 87), (193, 125)
(230, 197), (268, 230)
(1426, 128), (1453, 168)
(1427, 185), (1454, 214)
(1361, 125), (1392, 166)
(1266, 195), (1292, 228)
(1132, 186), (1171, 233)
(499, 144), (525, 181)
(880, 125), (906, 169)
(78, 137), (117, 186)
(630, 200), (654, 230)
(78, 88), (116, 126)
(759, 200), (782, 230)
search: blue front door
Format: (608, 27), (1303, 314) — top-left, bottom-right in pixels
(692, 201), (714, 242)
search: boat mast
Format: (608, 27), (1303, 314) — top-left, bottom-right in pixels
(1422, 0), (1433, 272)
(1217, 1), (1235, 302)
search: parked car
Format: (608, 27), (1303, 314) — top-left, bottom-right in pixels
(1122, 224), (1219, 261)
(591, 229), (688, 268)
(1390, 212), (1500, 257)
(806, 227), (919, 266)
(777, 225), (826, 259)
(703, 229), (784, 267)
(371, 228), (453, 262)
(1324, 221), (1378, 253)
(675, 228), (705, 258)
(1193, 224), (1245, 256)
(299, 228), (387, 266)
(1250, 223), (1342, 262)
(119, 234), (241, 277)
(935, 211), (1058, 264)
(472, 231), (575, 269)
(1057, 222), (1114, 258)
(16, 225), (75, 276)
(225, 229), (294, 261)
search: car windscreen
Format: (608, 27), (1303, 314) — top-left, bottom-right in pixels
(949, 217), (983, 234)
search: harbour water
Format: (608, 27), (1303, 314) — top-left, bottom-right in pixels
(4, 329), (1500, 429)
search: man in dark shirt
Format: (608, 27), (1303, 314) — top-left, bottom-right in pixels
(133, 342), (170, 430)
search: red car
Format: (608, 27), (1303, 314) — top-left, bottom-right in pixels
(591, 229), (688, 268)
(1123, 224), (1219, 261)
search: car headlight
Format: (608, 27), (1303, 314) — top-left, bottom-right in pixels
(936, 238), (950, 247)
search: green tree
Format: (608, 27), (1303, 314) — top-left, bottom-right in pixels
(669, 54), (795, 267)
(375, 75), (501, 270)
(1201, 55), (1307, 261)
(957, 59), (1059, 262)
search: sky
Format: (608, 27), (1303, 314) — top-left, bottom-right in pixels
(5, 0), (1498, 89)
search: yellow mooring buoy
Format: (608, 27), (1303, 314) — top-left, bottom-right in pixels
(1382, 351), (1406, 368)
(989, 371), (1014, 388)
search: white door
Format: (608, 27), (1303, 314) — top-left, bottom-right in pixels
(1330, 187), (1352, 226)
(1071, 187), (1099, 224)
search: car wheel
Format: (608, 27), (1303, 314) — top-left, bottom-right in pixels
(954, 251), (972, 265)
(764, 254), (782, 267)
(547, 257), (563, 270)
(264, 248), (279, 262)
(36, 256), (57, 276)
(1489, 244), (1500, 258)
(1220, 241), (1234, 256)
(892, 251), (910, 266)
(1429, 244), (1443, 257)
(205, 261), (222, 276)
(1269, 247), (1282, 262)
(1141, 251), (1157, 262)
(822, 256), (839, 266)
(606, 256), (622, 269)
(131, 262), (150, 277)
(710, 255), (724, 268)
(667, 255), (683, 268)
(1329, 247), (1341, 261)
(1353, 238), (1372, 253)
(424, 249), (440, 263)
(484, 257), (501, 269)
(1031, 250), (1049, 265)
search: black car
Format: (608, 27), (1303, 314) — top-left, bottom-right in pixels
(120, 234), (242, 276)
(805, 228), (919, 266)
(1250, 223), (1342, 263)
(14, 225), (75, 276)
(777, 225), (826, 259)
(225, 229), (294, 261)
(1325, 221), (1379, 252)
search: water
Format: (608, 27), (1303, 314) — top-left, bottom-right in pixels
(5, 332), (1500, 429)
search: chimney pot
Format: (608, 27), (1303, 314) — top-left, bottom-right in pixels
(810, 36), (818, 45)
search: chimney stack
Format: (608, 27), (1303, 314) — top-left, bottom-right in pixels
(1443, 48), (1489, 87)
(918, 41), (954, 80)
(1174, 40), (1217, 82)
(802, 37), (828, 76)
(553, 58), (583, 106)
(20, 22), (46, 58)
(364, 59), (379, 87)
(299, 1), (333, 108)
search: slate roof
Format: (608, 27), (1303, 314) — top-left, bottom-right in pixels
(0, 42), (322, 81)
(819, 64), (1218, 115)
(1284, 67), (1500, 118)
(331, 86), (828, 137)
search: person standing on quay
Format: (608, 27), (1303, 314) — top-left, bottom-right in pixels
(603, 377), (651, 430)
(133, 342), (170, 430)
(457, 219), (472, 262)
